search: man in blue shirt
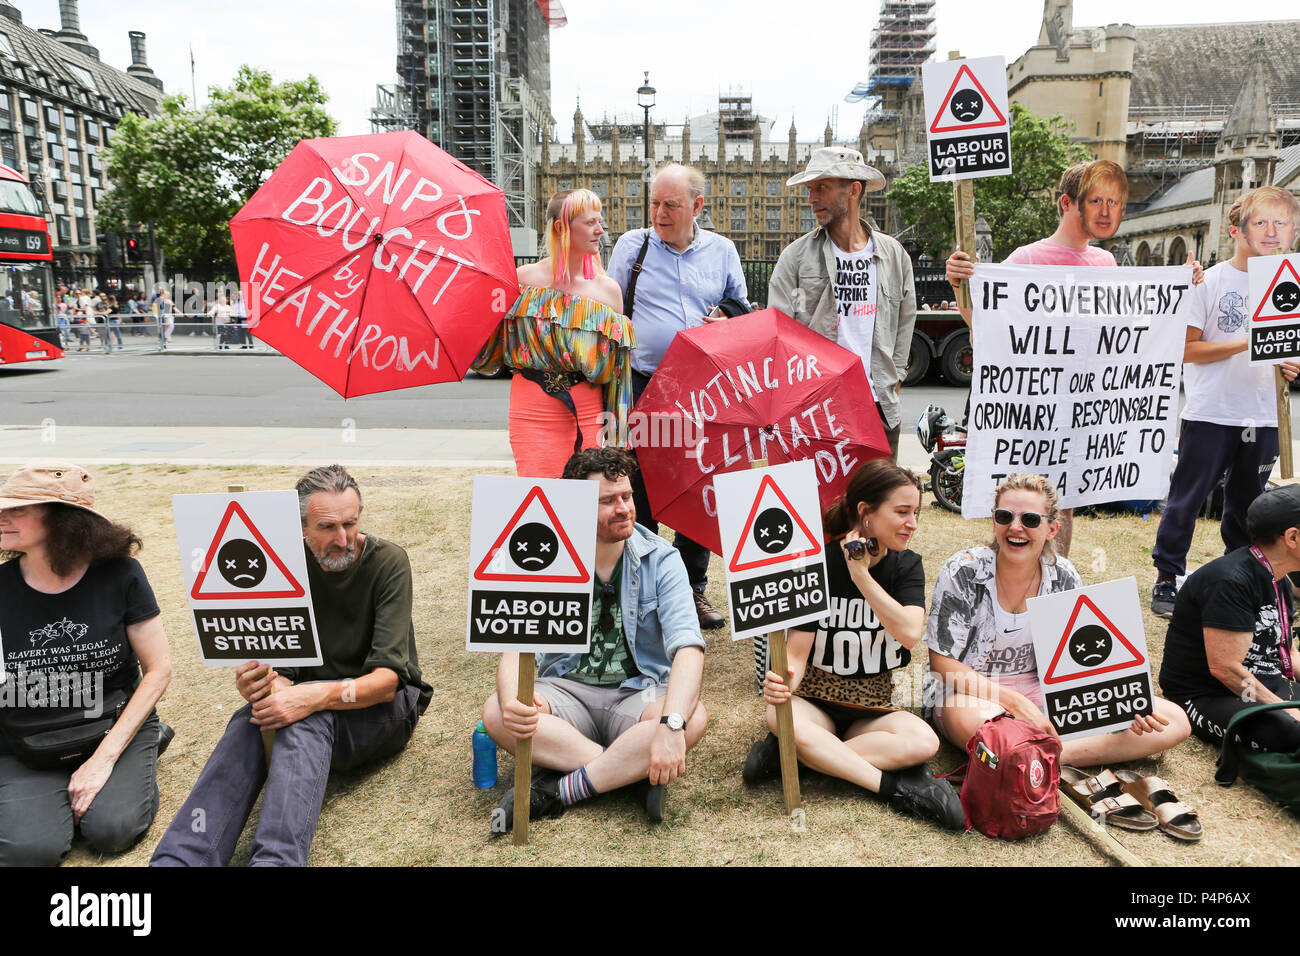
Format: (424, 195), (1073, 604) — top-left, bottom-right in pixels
(607, 163), (748, 630)
(483, 447), (707, 827)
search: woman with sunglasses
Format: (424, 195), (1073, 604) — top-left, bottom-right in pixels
(743, 460), (964, 829)
(926, 473), (1190, 769)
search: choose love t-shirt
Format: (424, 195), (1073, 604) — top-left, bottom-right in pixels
(832, 238), (877, 383)
(803, 544), (925, 679)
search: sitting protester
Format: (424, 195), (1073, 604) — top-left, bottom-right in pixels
(0, 463), (172, 865)
(482, 447), (707, 828)
(1160, 484), (1300, 756)
(743, 459), (963, 829)
(926, 473), (1191, 768)
(151, 464), (431, 866)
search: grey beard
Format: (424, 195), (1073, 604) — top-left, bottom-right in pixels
(315, 547), (357, 571)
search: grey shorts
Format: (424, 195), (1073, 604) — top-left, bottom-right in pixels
(536, 677), (667, 747)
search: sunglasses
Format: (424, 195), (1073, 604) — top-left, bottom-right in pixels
(597, 582), (617, 633)
(993, 509), (1049, 529)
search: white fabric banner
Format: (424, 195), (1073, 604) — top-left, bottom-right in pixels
(962, 263), (1192, 517)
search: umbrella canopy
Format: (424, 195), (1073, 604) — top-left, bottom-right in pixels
(230, 130), (518, 397)
(634, 308), (891, 555)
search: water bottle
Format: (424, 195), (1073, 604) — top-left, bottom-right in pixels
(472, 720), (497, 788)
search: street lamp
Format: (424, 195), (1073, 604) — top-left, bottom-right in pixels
(637, 71), (656, 226)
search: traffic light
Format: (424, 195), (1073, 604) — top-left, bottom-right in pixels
(97, 231), (122, 269)
(124, 233), (141, 263)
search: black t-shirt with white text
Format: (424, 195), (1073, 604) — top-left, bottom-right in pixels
(802, 545), (925, 678)
(0, 556), (158, 699)
(1159, 547), (1292, 700)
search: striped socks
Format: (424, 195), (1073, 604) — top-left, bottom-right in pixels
(558, 766), (598, 806)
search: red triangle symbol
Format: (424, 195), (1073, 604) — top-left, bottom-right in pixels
(728, 474), (823, 573)
(1251, 257), (1300, 322)
(191, 501), (306, 601)
(1042, 594), (1145, 684)
(473, 485), (590, 584)
(929, 63), (1008, 133)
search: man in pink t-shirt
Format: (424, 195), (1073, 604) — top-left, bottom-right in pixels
(945, 160), (1129, 557)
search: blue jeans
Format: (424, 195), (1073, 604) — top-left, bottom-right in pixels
(0, 712), (162, 866)
(150, 685), (421, 867)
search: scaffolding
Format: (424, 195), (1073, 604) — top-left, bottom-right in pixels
(866, 0), (935, 101)
(718, 91), (756, 141)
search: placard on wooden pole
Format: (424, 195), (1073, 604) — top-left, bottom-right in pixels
(947, 51), (977, 312)
(749, 459), (802, 817)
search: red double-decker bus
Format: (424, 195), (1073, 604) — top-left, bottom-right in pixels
(0, 163), (62, 365)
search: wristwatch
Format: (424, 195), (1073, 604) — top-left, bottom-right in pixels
(660, 712), (686, 731)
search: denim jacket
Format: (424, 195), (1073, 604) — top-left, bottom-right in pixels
(537, 525), (705, 689)
(767, 219), (917, 429)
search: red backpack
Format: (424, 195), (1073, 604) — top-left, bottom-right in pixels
(949, 714), (1061, 840)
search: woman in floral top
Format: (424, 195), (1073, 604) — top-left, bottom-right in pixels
(473, 189), (636, 478)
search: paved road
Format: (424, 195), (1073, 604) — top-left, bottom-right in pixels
(0, 351), (970, 432)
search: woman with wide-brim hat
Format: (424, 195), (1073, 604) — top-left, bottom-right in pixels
(0, 463), (172, 865)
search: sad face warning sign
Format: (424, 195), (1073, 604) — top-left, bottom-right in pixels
(1249, 254), (1300, 364)
(715, 460), (828, 641)
(922, 56), (1012, 182)
(466, 476), (598, 654)
(1027, 577), (1153, 740)
(173, 490), (322, 667)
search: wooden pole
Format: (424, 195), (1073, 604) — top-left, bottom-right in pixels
(947, 51), (977, 313)
(512, 652), (536, 845)
(768, 628), (802, 816)
(1057, 792), (1146, 867)
(953, 180), (976, 311)
(1277, 367), (1294, 479)
(749, 459), (801, 817)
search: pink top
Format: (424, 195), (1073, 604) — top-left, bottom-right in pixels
(1004, 238), (1116, 267)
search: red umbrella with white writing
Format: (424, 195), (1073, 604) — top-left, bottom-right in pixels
(633, 308), (891, 555)
(230, 130), (517, 397)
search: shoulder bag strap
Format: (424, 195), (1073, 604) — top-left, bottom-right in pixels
(622, 230), (652, 318)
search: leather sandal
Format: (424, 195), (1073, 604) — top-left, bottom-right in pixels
(1114, 770), (1203, 842)
(1060, 766), (1159, 831)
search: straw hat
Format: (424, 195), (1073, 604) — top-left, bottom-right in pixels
(787, 146), (887, 192)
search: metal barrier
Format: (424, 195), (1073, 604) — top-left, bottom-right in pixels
(53, 313), (277, 354)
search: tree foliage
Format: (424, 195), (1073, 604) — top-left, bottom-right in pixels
(100, 67), (337, 272)
(886, 102), (1093, 260)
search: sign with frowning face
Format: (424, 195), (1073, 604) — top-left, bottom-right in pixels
(173, 491), (323, 667)
(466, 476), (598, 654)
(922, 56), (1012, 182)
(1027, 577), (1153, 740)
(1249, 254), (1300, 364)
(715, 460), (829, 641)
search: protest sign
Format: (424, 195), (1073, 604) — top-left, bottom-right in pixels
(173, 491), (322, 667)
(1249, 254), (1300, 364)
(715, 460), (829, 641)
(465, 476), (598, 654)
(962, 263), (1191, 517)
(922, 56), (1011, 182)
(1028, 577), (1153, 740)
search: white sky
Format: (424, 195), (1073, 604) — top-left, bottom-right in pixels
(23, 1), (1293, 139)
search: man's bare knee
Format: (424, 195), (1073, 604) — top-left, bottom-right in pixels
(685, 701), (708, 747)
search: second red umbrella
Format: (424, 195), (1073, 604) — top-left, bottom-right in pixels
(633, 308), (891, 556)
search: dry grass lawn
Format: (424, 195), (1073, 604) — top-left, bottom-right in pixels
(66, 464), (1299, 867)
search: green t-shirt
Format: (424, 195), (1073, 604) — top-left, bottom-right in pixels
(277, 535), (432, 712)
(567, 560), (639, 686)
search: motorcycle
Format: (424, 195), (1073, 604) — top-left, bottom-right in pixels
(916, 404), (966, 513)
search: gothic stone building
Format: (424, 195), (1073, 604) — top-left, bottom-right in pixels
(537, 99), (893, 261)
